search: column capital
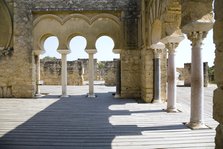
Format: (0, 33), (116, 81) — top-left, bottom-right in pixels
(57, 49), (71, 55)
(85, 49), (97, 54)
(187, 31), (208, 47)
(153, 49), (163, 59)
(33, 50), (45, 56)
(166, 43), (179, 54)
(150, 42), (165, 59)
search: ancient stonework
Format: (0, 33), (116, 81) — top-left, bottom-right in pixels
(184, 62), (209, 87)
(40, 59), (83, 86)
(213, 0), (223, 147)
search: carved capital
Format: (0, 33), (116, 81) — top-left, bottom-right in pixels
(85, 49), (97, 54)
(153, 49), (163, 59)
(166, 43), (179, 54)
(57, 49), (71, 55)
(187, 31), (208, 47)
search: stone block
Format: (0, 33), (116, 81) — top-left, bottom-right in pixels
(213, 88), (223, 124)
(215, 124), (223, 149)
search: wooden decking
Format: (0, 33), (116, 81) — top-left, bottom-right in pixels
(0, 85), (218, 149)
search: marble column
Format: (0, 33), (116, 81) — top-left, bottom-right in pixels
(187, 31), (208, 129)
(151, 42), (165, 103)
(33, 50), (45, 97)
(85, 49), (97, 98)
(57, 49), (71, 97)
(166, 43), (178, 112)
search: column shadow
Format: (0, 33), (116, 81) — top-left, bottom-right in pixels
(0, 93), (187, 149)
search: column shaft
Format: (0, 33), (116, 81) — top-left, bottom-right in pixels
(187, 31), (207, 129)
(167, 45), (177, 112)
(153, 58), (161, 102)
(88, 53), (95, 97)
(115, 59), (121, 98)
(61, 54), (68, 97)
(190, 39), (204, 124)
(35, 55), (41, 95)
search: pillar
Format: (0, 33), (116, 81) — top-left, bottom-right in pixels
(33, 50), (45, 97)
(187, 31), (208, 129)
(57, 49), (70, 97)
(166, 43), (178, 112)
(113, 49), (121, 98)
(114, 59), (121, 98)
(85, 49), (97, 98)
(151, 42), (165, 103)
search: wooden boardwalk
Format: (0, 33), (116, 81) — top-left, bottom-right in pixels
(0, 85), (218, 149)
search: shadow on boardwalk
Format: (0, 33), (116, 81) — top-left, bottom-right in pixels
(0, 93), (187, 149)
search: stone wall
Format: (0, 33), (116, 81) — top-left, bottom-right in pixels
(121, 50), (141, 99)
(184, 62), (209, 87)
(101, 61), (116, 86)
(0, 0), (140, 98)
(213, 0), (223, 147)
(40, 59), (83, 86)
(40, 59), (117, 86)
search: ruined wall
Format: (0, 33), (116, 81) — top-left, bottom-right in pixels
(102, 61), (116, 86)
(213, 0), (223, 147)
(184, 62), (209, 87)
(78, 59), (97, 81)
(40, 59), (117, 86)
(0, 0), (140, 98)
(40, 60), (83, 86)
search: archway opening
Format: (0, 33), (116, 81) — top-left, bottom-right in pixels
(41, 36), (60, 59)
(66, 36), (88, 87)
(39, 36), (60, 87)
(69, 36), (88, 60)
(95, 36), (119, 91)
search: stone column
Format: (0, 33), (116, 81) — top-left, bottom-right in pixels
(57, 49), (71, 97)
(114, 59), (121, 98)
(187, 31), (208, 129)
(113, 49), (121, 98)
(33, 50), (45, 97)
(166, 43), (178, 112)
(85, 49), (97, 98)
(151, 42), (165, 103)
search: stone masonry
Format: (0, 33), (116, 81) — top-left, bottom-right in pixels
(184, 62), (209, 87)
(40, 59), (117, 86)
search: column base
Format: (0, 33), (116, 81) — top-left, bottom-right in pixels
(166, 107), (178, 113)
(152, 99), (162, 103)
(87, 93), (96, 98)
(186, 122), (208, 130)
(61, 95), (69, 98)
(35, 93), (43, 98)
(114, 94), (121, 98)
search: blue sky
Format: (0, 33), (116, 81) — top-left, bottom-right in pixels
(41, 29), (215, 68)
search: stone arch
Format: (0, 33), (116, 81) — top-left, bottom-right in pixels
(33, 14), (63, 27)
(0, 0), (13, 50)
(33, 13), (122, 50)
(38, 34), (59, 51)
(33, 15), (62, 50)
(66, 33), (88, 50)
(91, 13), (121, 26)
(63, 14), (91, 25)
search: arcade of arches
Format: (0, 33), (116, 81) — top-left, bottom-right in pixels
(0, 0), (223, 147)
